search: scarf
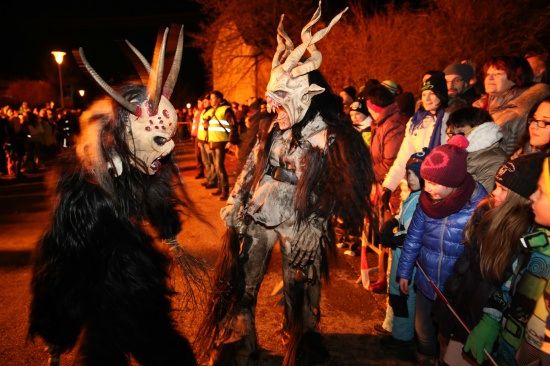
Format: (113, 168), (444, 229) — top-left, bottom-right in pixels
(410, 108), (445, 151)
(419, 175), (476, 219)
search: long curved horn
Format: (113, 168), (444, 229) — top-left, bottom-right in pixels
(73, 47), (139, 115)
(162, 25), (184, 100)
(290, 6), (348, 77)
(146, 28), (168, 115)
(122, 39), (151, 85)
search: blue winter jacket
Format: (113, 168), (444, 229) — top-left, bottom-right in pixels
(396, 181), (487, 300)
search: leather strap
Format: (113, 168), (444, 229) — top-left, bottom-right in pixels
(265, 163), (298, 185)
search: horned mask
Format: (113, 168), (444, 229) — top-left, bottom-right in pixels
(266, 2), (347, 130)
(74, 25), (183, 175)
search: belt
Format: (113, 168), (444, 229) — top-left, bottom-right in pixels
(265, 163), (298, 185)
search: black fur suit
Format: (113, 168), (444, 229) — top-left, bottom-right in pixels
(28, 90), (198, 365)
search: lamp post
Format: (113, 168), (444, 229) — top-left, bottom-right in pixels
(51, 51), (66, 109)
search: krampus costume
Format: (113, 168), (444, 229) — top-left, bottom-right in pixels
(28, 26), (200, 365)
(198, 4), (375, 366)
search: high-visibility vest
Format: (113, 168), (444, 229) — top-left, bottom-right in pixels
(197, 107), (212, 141)
(191, 108), (201, 137)
(207, 105), (231, 143)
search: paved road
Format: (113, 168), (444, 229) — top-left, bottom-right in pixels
(0, 139), (416, 365)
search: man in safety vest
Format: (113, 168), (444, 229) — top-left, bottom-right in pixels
(206, 90), (238, 200)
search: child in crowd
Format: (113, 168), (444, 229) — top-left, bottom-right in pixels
(474, 154), (550, 365)
(535, 158), (550, 366)
(376, 148), (430, 347)
(397, 135), (487, 365)
(349, 98), (373, 147)
(433, 152), (546, 365)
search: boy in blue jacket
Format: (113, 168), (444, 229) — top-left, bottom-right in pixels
(397, 135), (487, 365)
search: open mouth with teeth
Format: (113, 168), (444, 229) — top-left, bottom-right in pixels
(275, 107), (289, 123)
(150, 154), (170, 175)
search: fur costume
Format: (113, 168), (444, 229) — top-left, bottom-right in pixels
(28, 26), (200, 365)
(197, 4), (375, 365)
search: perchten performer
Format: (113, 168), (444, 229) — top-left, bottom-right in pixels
(28, 25), (201, 365)
(198, 3), (376, 365)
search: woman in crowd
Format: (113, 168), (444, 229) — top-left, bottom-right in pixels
(473, 55), (550, 156)
(511, 96), (550, 159)
(381, 71), (449, 215)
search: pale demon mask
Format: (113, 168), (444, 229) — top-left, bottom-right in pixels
(266, 2), (347, 130)
(75, 25), (183, 175)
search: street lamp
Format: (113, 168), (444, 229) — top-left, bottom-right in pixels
(51, 51), (66, 109)
(78, 89), (85, 97)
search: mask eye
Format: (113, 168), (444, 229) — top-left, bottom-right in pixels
(154, 136), (168, 146)
(275, 90), (287, 98)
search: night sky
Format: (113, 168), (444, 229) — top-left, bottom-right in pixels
(1, 0), (207, 103)
(0, 0), (356, 105)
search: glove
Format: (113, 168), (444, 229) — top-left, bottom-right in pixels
(381, 188), (392, 213)
(289, 220), (323, 268)
(220, 199), (240, 229)
(463, 313), (500, 364)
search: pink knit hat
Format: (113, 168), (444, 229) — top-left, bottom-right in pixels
(420, 135), (470, 188)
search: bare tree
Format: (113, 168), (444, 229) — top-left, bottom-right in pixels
(191, 0), (324, 90)
(192, 0), (550, 98)
(321, 0), (550, 96)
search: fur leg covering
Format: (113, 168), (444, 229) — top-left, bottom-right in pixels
(197, 229), (256, 364)
(282, 268), (328, 366)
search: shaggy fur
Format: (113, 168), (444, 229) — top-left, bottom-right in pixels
(28, 85), (199, 365)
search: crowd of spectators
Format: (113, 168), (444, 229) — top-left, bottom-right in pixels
(0, 104), (80, 179)
(340, 53), (550, 366)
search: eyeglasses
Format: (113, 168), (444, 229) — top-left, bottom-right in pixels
(446, 77), (463, 85)
(528, 118), (550, 129)
(446, 125), (477, 138)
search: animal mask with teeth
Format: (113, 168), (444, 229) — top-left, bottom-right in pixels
(265, 2), (347, 130)
(74, 25), (183, 175)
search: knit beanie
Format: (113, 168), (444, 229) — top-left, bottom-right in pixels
(443, 63), (474, 83)
(349, 99), (369, 116)
(495, 152), (547, 199)
(342, 86), (357, 101)
(407, 147), (431, 181)
(420, 135), (469, 187)
(381, 80), (399, 95)
(421, 71), (448, 107)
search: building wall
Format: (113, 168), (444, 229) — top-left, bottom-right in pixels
(212, 21), (271, 104)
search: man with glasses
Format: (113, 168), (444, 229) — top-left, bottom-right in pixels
(444, 63), (480, 110)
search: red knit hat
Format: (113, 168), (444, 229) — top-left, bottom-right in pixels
(420, 135), (470, 188)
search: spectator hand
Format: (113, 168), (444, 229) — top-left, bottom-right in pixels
(381, 188), (393, 213)
(463, 313), (500, 364)
(399, 277), (409, 295)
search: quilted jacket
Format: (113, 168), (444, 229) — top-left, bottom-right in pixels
(396, 181), (487, 300)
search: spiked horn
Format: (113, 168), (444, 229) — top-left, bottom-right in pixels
(73, 47), (139, 115)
